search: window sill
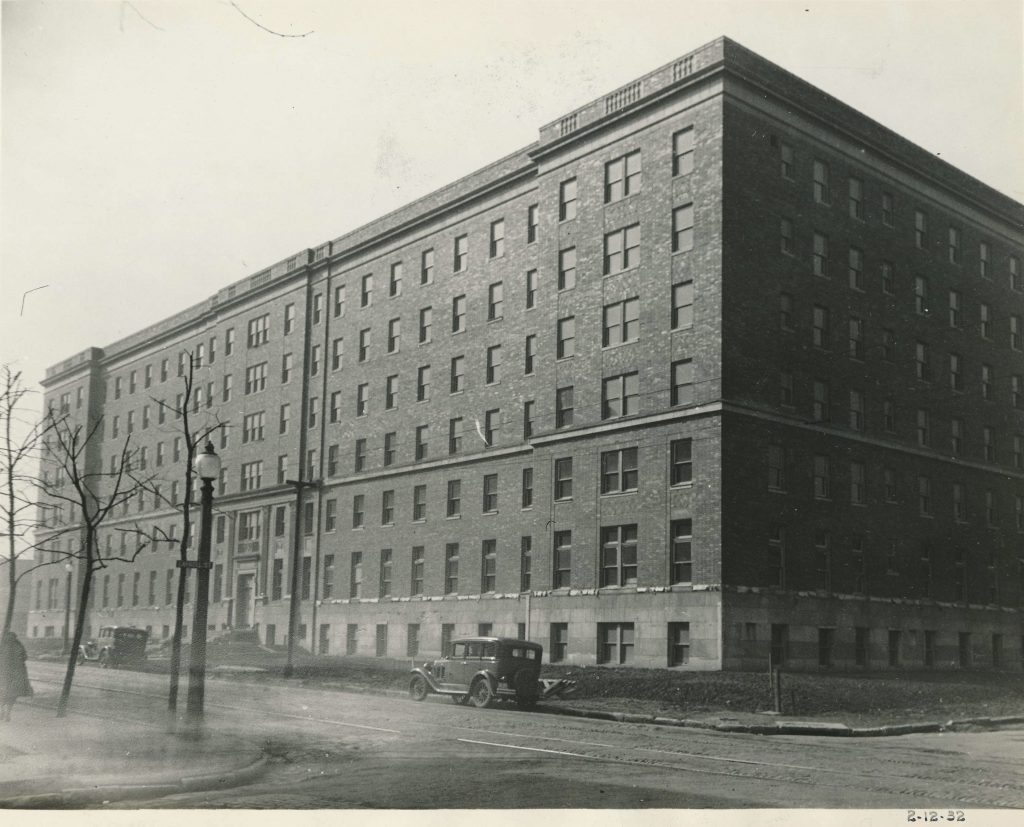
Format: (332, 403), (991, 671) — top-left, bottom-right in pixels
(446, 514), (461, 521)
(482, 510), (498, 517)
(601, 340), (638, 353)
(600, 490), (638, 498)
(553, 497), (573, 504)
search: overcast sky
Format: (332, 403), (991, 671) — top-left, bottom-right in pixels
(2, 0), (1022, 400)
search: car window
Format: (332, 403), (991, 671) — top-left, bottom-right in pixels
(451, 642), (467, 658)
(482, 642), (497, 658)
(466, 642), (483, 657)
(510, 646), (539, 660)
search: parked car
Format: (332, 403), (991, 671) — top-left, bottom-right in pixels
(409, 637), (546, 709)
(78, 626), (149, 669)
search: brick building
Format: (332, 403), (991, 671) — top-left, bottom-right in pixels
(32, 38), (1023, 670)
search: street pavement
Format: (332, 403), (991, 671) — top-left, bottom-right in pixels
(1, 659), (1022, 809)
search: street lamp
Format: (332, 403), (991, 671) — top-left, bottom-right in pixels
(184, 441), (221, 734)
(61, 562), (73, 656)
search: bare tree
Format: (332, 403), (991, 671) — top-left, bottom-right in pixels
(0, 365), (56, 635)
(151, 351), (226, 730)
(37, 408), (164, 717)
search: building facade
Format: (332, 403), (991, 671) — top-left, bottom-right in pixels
(32, 38), (1024, 671)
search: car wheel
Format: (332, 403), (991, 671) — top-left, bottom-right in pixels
(409, 675), (429, 702)
(470, 677), (494, 709)
(451, 694), (470, 705)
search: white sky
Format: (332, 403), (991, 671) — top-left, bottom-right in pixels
(2, 0), (1022, 396)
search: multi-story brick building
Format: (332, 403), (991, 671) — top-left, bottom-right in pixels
(31, 38), (1023, 670)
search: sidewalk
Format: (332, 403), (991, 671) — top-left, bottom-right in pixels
(0, 691), (266, 808)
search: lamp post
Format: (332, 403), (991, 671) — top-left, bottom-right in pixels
(184, 442), (221, 735)
(283, 477), (320, 678)
(61, 562), (73, 656)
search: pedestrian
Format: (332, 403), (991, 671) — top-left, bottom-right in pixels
(0, 630), (32, 721)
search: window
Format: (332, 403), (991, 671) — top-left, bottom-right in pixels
(486, 283), (503, 321)
(671, 360), (693, 406)
(848, 177), (863, 219)
(849, 389), (864, 431)
(356, 383), (368, 416)
(850, 461), (866, 505)
(780, 218), (794, 255)
(382, 431), (396, 467)
(357, 328), (370, 363)
(281, 352), (294, 384)
(313, 293), (324, 324)
(848, 317), (864, 360)
(670, 519), (693, 584)
(486, 345), (502, 383)
(446, 479), (461, 517)
(918, 475), (932, 515)
(1012, 255), (1021, 290)
(983, 426), (995, 462)
(916, 408), (930, 446)
(812, 380), (830, 422)
(350, 552), (363, 598)
(524, 334), (537, 375)
(521, 467), (534, 508)
(812, 159), (830, 203)
(444, 543), (459, 593)
(598, 622), (634, 665)
(1015, 435), (1023, 469)
(671, 438), (693, 485)
(949, 353), (963, 392)
(953, 482), (967, 522)
(882, 191), (894, 226)
(381, 490), (395, 525)
(848, 247), (864, 290)
(673, 282), (694, 329)
(410, 547), (424, 595)
(482, 474), (498, 513)
(527, 204), (539, 244)
(949, 419), (967, 459)
(1012, 315), (1022, 351)
(916, 341), (931, 381)
(605, 150), (641, 202)
(350, 438), (365, 472)
(558, 247), (576, 290)
(361, 273), (373, 307)
(780, 371), (794, 406)
(453, 234), (468, 272)
(525, 269), (538, 309)
(241, 461), (262, 492)
(484, 409), (499, 446)
(274, 506), (287, 538)
(408, 484), (426, 522)
(416, 365), (430, 402)
(779, 141), (794, 179)
(819, 628), (835, 667)
(559, 178), (577, 221)
(389, 261), (403, 297)
(812, 232), (829, 277)
(321, 555), (335, 599)
(603, 371), (639, 418)
(387, 318), (401, 353)
(813, 455), (831, 499)
(327, 444), (339, 477)
(1014, 375), (1024, 410)
(489, 219), (505, 258)
(242, 411), (266, 444)
(554, 457), (573, 500)
(452, 295), (466, 332)
(420, 249), (434, 285)
(553, 530), (572, 588)
(600, 525), (638, 587)
(603, 298), (639, 346)
(602, 224), (643, 276)
(247, 314), (269, 348)
(245, 363), (267, 395)
(283, 303), (295, 335)
(448, 418), (462, 454)
(881, 260), (894, 294)
(523, 400), (535, 439)
(600, 448), (638, 494)
(814, 533), (832, 593)
(673, 127), (695, 176)
(981, 303), (991, 339)
(352, 494), (364, 528)
(982, 363), (994, 400)
(914, 210), (927, 249)
(379, 549), (393, 597)
(334, 284), (346, 317)
(914, 276), (929, 315)
(671, 204), (694, 253)
(309, 344), (321, 377)
(763, 445), (788, 496)
(555, 386), (574, 428)
(556, 316), (575, 358)
(948, 226), (961, 264)
(767, 525), (785, 588)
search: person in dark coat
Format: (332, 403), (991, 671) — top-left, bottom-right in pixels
(0, 630), (32, 721)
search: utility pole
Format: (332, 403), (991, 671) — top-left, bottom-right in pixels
(284, 477), (320, 678)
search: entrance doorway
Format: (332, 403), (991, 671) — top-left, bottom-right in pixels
(235, 573), (255, 628)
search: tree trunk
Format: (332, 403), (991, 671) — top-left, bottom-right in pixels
(166, 566), (189, 730)
(57, 554), (94, 718)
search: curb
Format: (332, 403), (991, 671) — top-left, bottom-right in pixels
(0, 754), (268, 809)
(539, 704), (1024, 738)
